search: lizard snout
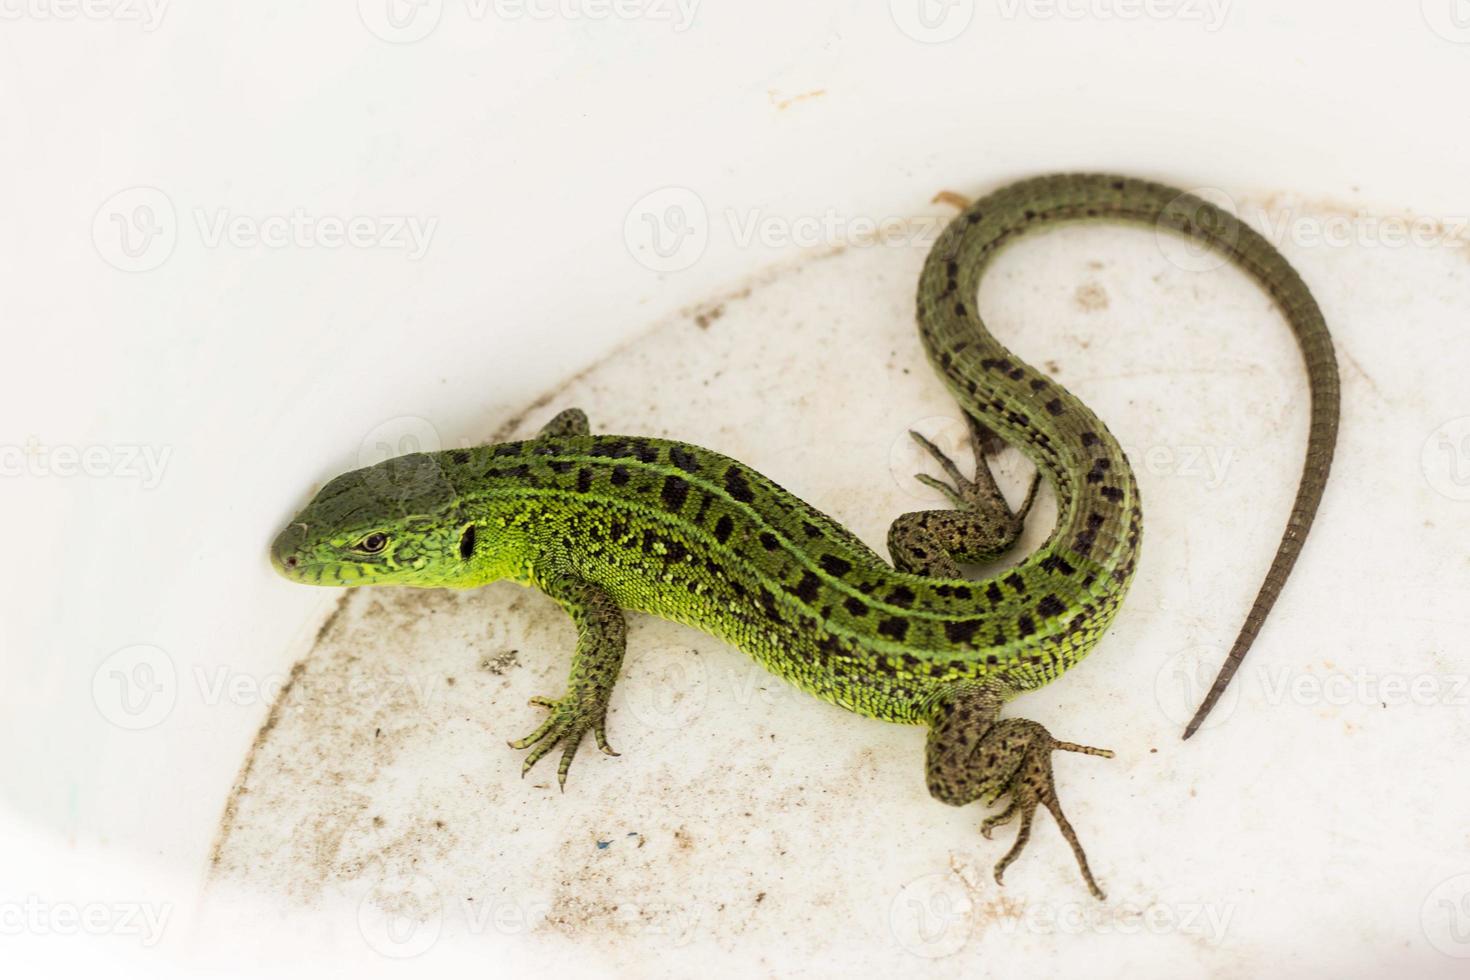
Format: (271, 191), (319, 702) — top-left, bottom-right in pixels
(270, 522), (308, 577)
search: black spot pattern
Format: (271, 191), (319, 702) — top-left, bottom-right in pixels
(820, 555), (852, 577)
(944, 619), (982, 644)
(661, 475), (690, 511)
(724, 467), (754, 503)
(669, 446), (700, 474)
(878, 617), (909, 641)
(788, 572), (821, 604)
(1036, 594), (1066, 618)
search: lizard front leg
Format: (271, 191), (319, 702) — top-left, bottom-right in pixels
(509, 570), (625, 789)
(925, 682), (1113, 900)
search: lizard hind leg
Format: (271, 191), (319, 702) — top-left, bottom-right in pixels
(888, 416), (1041, 577)
(925, 681), (1113, 900)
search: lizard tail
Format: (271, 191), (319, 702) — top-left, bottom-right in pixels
(920, 174), (1339, 734)
(1144, 180), (1341, 739)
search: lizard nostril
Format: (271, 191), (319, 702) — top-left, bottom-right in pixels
(285, 556), (298, 568)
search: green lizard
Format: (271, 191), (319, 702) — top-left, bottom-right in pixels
(271, 174), (1339, 900)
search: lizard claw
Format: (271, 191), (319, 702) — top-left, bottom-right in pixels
(982, 727), (1111, 901)
(509, 691), (616, 790)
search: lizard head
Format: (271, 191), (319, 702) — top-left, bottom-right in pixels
(271, 452), (478, 587)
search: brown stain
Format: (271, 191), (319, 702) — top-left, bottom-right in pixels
(208, 654), (313, 870)
(1337, 342), (1384, 400)
(682, 286), (750, 334)
(1074, 281), (1110, 312)
(691, 302), (725, 330)
(768, 88), (826, 111)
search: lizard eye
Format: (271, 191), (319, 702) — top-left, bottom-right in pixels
(355, 532), (389, 554)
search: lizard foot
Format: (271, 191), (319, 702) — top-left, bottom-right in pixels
(908, 428), (1041, 519)
(927, 687), (1112, 900)
(508, 691), (618, 790)
(975, 720), (1112, 901)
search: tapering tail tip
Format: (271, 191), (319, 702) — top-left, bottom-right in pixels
(1181, 705), (1210, 740)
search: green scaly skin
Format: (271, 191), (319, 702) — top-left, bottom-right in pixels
(272, 174), (1339, 900)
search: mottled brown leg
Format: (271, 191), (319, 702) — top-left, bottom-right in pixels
(888, 416), (1041, 577)
(538, 407), (591, 438)
(509, 571), (624, 789)
(925, 681), (1113, 900)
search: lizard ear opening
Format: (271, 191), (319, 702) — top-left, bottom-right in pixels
(459, 524), (477, 561)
